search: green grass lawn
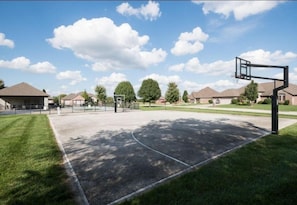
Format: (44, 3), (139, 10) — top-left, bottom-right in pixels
(121, 123), (297, 205)
(0, 115), (77, 205)
(140, 105), (297, 119)
(216, 103), (297, 111)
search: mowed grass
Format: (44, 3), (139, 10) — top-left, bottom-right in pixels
(121, 123), (297, 205)
(140, 105), (297, 119)
(217, 103), (297, 111)
(0, 115), (76, 205)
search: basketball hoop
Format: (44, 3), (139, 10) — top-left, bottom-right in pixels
(235, 56), (289, 134)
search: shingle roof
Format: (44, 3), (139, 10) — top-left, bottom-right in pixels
(192, 87), (219, 98)
(215, 86), (245, 98)
(284, 84), (297, 96)
(0, 82), (48, 97)
(62, 93), (77, 100)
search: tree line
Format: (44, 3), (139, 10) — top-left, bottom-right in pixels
(95, 78), (189, 105)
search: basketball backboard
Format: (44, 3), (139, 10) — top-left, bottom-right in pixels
(235, 57), (251, 80)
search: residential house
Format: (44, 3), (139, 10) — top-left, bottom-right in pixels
(214, 87), (245, 104)
(189, 87), (219, 104)
(61, 92), (97, 107)
(0, 82), (49, 110)
(190, 82), (297, 105)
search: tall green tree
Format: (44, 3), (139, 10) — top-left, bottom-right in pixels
(82, 90), (89, 101)
(95, 85), (107, 104)
(165, 82), (180, 104)
(244, 80), (258, 105)
(138, 78), (161, 106)
(0, 79), (4, 89)
(182, 90), (189, 103)
(114, 81), (136, 103)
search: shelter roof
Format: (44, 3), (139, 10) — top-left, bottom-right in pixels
(0, 82), (48, 97)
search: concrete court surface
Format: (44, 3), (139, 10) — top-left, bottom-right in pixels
(48, 110), (296, 205)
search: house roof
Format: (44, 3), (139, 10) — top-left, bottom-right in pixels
(192, 87), (219, 98)
(0, 82), (49, 97)
(62, 93), (77, 100)
(215, 86), (245, 98)
(62, 92), (96, 101)
(284, 84), (297, 96)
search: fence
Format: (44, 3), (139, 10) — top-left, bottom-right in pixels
(0, 103), (140, 115)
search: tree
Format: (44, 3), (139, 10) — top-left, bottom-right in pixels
(165, 82), (180, 104)
(53, 94), (66, 105)
(82, 90), (89, 101)
(0, 79), (4, 89)
(244, 80), (258, 105)
(114, 81), (136, 103)
(138, 78), (161, 106)
(182, 90), (188, 103)
(95, 85), (107, 104)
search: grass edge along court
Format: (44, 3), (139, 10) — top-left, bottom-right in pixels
(0, 114), (77, 205)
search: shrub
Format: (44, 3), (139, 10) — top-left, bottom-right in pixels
(208, 99), (213, 104)
(231, 98), (239, 104)
(263, 98), (272, 104)
(284, 100), (290, 105)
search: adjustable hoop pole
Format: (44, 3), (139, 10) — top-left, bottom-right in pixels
(235, 57), (289, 134)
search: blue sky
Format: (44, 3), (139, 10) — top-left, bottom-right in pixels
(1, 1), (297, 97)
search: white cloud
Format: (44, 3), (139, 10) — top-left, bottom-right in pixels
(194, 1), (284, 20)
(239, 49), (297, 65)
(95, 72), (128, 95)
(171, 27), (208, 56)
(0, 56), (56, 73)
(0, 33), (14, 48)
(169, 57), (234, 76)
(29, 62), (57, 74)
(169, 49), (297, 77)
(56, 70), (87, 85)
(47, 17), (166, 71)
(116, 1), (161, 21)
(168, 63), (185, 72)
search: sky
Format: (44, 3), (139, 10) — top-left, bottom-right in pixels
(1, 1), (297, 97)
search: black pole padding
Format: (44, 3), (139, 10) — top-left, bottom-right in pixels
(271, 89), (278, 134)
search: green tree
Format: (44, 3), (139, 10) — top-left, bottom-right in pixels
(0, 79), (4, 89)
(244, 80), (258, 105)
(95, 85), (107, 104)
(165, 82), (180, 104)
(81, 90), (94, 105)
(138, 78), (161, 106)
(182, 90), (188, 103)
(82, 90), (89, 101)
(54, 94), (66, 105)
(114, 81), (136, 103)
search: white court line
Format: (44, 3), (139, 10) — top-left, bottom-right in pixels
(131, 131), (190, 167)
(48, 118), (90, 205)
(108, 130), (269, 205)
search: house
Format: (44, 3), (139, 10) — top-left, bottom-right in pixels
(258, 82), (297, 105)
(0, 82), (49, 110)
(61, 92), (97, 107)
(189, 87), (219, 104)
(190, 82), (297, 105)
(214, 87), (245, 104)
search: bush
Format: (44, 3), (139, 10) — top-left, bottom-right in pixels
(208, 99), (213, 104)
(231, 98), (239, 104)
(263, 98), (272, 104)
(284, 100), (290, 105)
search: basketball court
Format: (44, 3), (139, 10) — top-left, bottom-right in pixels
(48, 110), (296, 205)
